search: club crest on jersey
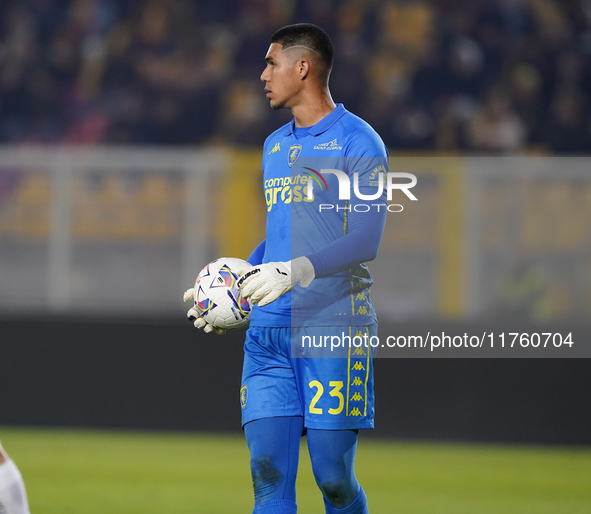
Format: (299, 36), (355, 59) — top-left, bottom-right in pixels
(288, 144), (302, 167)
(240, 385), (248, 409)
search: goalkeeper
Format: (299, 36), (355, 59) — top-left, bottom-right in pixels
(186, 24), (387, 514)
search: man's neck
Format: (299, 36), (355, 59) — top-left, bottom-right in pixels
(291, 89), (337, 128)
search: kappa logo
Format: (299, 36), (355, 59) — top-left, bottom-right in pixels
(313, 138), (342, 150)
(268, 142), (281, 154)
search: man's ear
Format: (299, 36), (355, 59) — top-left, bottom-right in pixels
(298, 58), (310, 80)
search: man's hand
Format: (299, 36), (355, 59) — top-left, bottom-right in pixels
(183, 288), (226, 335)
(237, 256), (315, 307)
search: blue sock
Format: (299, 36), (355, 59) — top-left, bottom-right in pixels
(253, 499), (298, 513)
(244, 416), (303, 511)
(323, 487), (368, 514)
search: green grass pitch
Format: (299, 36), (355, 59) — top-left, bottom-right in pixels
(1, 427), (590, 513)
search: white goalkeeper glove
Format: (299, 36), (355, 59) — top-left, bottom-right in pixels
(236, 256), (315, 307)
(182, 288), (226, 335)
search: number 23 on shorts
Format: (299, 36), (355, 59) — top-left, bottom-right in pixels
(308, 380), (344, 415)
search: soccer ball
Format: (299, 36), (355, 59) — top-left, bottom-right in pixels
(193, 257), (252, 330)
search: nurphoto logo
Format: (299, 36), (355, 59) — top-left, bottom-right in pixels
(305, 169), (418, 213)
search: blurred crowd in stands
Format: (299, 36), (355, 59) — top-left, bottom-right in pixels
(0, 0), (590, 153)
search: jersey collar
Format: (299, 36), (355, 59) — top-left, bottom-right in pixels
(287, 104), (347, 137)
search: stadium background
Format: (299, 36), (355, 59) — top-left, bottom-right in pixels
(0, 0), (590, 513)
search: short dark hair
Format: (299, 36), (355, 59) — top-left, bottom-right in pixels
(270, 23), (334, 78)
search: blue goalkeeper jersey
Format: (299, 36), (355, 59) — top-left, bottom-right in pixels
(249, 104), (388, 327)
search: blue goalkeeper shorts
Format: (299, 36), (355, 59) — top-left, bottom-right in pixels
(240, 324), (377, 430)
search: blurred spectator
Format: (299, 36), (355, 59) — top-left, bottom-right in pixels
(469, 90), (527, 153)
(218, 79), (270, 145)
(509, 63), (544, 143)
(543, 88), (591, 153)
(0, 0), (589, 153)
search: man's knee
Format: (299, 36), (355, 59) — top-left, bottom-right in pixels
(251, 455), (283, 500)
(316, 478), (358, 509)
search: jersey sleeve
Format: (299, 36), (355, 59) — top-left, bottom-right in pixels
(345, 127), (389, 197)
(247, 240), (266, 265)
(306, 124), (389, 278)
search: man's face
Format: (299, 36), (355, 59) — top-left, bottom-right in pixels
(260, 43), (303, 110)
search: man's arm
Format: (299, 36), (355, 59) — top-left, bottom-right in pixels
(306, 196), (387, 278)
(303, 132), (388, 276)
(247, 240), (266, 266)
